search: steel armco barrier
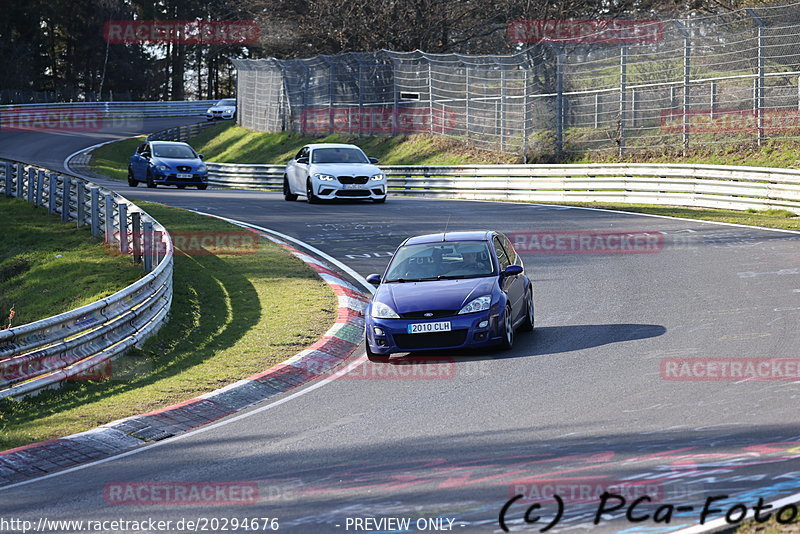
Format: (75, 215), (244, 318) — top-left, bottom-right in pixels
(146, 120), (220, 143)
(0, 100), (215, 127)
(205, 162), (800, 213)
(0, 160), (173, 399)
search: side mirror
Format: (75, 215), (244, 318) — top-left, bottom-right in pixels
(297, 157), (309, 165)
(197, 154), (204, 160)
(502, 265), (523, 277)
(366, 274), (381, 285)
(369, 157), (379, 164)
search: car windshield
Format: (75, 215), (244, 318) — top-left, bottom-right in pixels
(152, 145), (197, 159)
(384, 241), (496, 282)
(311, 147), (369, 164)
(216, 99), (236, 106)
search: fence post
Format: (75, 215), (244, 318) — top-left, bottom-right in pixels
(674, 20), (691, 154)
(554, 44), (564, 155)
(500, 69), (507, 152)
(153, 229), (163, 267)
(90, 187), (100, 236)
(619, 46), (627, 157)
(61, 176), (71, 222)
(15, 164), (24, 198)
(48, 174), (57, 213)
(710, 81), (717, 120)
(3, 161), (11, 197)
(523, 69), (530, 161)
(35, 170), (44, 207)
(594, 93), (599, 129)
(131, 211), (142, 264)
(104, 193), (114, 245)
(747, 8), (765, 145)
(428, 61), (434, 135)
(143, 222), (154, 273)
(118, 201), (128, 254)
(631, 88), (637, 128)
(26, 168), (35, 203)
(465, 66), (471, 139)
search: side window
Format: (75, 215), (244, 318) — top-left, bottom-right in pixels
(493, 236), (511, 270)
(136, 143), (146, 155)
(500, 234), (521, 266)
(294, 148), (306, 160)
(141, 144), (151, 157)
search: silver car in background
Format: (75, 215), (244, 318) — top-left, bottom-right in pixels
(206, 98), (236, 120)
(283, 143), (387, 204)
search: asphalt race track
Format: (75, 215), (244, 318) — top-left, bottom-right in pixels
(2, 121), (800, 533)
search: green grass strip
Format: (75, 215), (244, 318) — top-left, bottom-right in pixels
(0, 202), (337, 450)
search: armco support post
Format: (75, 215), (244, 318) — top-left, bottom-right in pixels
(15, 164), (24, 198)
(3, 161), (11, 197)
(76, 181), (85, 227)
(48, 174), (57, 213)
(27, 168), (35, 203)
(35, 170), (45, 207)
(131, 211), (142, 264)
(143, 221), (154, 272)
(90, 188), (100, 237)
(118, 202), (129, 255)
(104, 193), (114, 245)
(61, 176), (71, 222)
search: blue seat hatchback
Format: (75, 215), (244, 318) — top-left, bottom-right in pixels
(128, 141), (208, 190)
(364, 231), (534, 360)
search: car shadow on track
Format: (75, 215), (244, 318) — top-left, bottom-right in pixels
(382, 323), (667, 364)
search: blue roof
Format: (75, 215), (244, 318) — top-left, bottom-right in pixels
(404, 231), (492, 245)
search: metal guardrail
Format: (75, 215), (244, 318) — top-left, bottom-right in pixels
(146, 120), (220, 143)
(0, 160), (173, 398)
(0, 101), (215, 126)
(205, 162), (800, 213)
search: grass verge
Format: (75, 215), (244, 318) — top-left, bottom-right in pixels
(0, 196), (141, 327)
(0, 202), (337, 450)
(90, 136), (145, 181)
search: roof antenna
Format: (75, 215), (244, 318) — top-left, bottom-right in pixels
(442, 214), (451, 240)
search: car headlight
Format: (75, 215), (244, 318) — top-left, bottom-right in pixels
(313, 173), (335, 181)
(155, 164), (169, 172)
(371, 173), (385, 181)
(197, 164), (207, 173)
(458, 295), (492, 315)
(371, 301), (399, 319)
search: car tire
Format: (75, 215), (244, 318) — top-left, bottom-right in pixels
(520, 288), (534, 332)
(373, 197), (387, 204)
(366, 341), (390, 362)
(283, 176), (298, 201)
(146, 171), (156, 188)
(500, 304), (515, 350)
(197, 184), (208, 190)
(127, 168), (138, 187)
(306, 179), (319, 204)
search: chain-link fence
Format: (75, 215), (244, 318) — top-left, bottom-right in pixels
(233, 1), (800, 159)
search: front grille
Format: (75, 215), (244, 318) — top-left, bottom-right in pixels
(177, 166), (192, 172)
(335, 190), (370, 197)
(399, 310), (458, 319)
(393, 330), (468, 350)
(338, 176), (369, 185)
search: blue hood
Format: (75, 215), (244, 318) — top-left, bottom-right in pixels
(374, 277), (496, 314)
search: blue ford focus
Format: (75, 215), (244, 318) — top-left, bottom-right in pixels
(364, 231), (534, 360)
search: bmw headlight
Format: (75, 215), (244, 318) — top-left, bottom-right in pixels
(458, 295), (491, 315)
(313, 173), (335, 181)
(371, 173), (385, 181)
(155, 164), (169, 172)
(371, 301), (399, 319)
